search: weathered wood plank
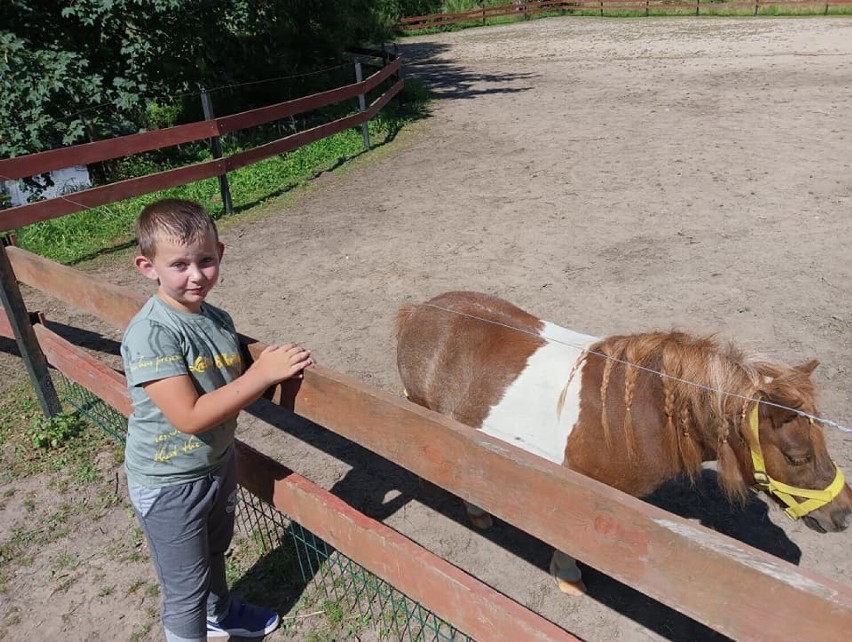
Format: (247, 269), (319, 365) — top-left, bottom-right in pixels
(0, 308), (12, 338)
(6, 246), (148, 328)
(0, 160), (226, 232)
(9, 246), (852, 641)
(33, 324), (132, 416)
(251, 362), (852, 642)
(0, 59), (400, 182)
(216, 84), (364, 136)
(13, 313), (576, 641)
(225, 113), (364, 172)
(367, 80), (404, 116)
(236, 441), (578, 642)
(0, 121), (220, 181)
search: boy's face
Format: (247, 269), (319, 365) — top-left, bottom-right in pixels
(134, 230), (224, 314)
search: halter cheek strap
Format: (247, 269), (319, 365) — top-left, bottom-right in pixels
(747, 402), (846, 520)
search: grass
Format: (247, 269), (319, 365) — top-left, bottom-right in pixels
(0, 380), (117, 481)
(13, 80), (429, 265)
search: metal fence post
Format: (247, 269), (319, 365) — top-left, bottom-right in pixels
(0, 238), (61, 417)
(354, 61), (371, 151)
(200, 88), (234, 216)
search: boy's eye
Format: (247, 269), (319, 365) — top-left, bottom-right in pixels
(171, 262), (186, 269)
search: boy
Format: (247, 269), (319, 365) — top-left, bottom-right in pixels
(121, 199), (312, 641)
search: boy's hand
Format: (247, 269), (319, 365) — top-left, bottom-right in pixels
(252, 343), (313, 386)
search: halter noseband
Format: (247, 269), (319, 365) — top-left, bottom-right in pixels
(747, 401), (846, 520)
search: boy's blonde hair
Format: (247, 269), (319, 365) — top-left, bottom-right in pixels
(136, 199), (219, 258)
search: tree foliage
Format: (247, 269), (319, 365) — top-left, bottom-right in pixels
(0, 0), (406, 159)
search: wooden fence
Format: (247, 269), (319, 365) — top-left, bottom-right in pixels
(399, 0), (852, 30)
(1, 41), (851, 642)
(1, 242), (851, 640)
(0, 50), (403, 232)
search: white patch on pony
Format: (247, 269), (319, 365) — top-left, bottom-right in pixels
(480, 321), (597, 464)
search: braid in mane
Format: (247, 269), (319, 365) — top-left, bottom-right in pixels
(622, 365), (637, 458)
(621, 339), (646, 459)
(598, 346), (617, 450)
(658, 335), (703, 478)
(698, 340), (761, 503)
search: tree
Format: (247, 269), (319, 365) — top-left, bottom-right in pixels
(0, 0), (401, 159)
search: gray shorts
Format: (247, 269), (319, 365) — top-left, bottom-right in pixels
(128, 447), (237, 642)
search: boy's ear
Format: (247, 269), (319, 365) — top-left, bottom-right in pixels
(217, 242), (224, 259)
(134, 255), (160, 282)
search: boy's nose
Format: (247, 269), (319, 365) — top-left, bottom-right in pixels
(188, 265), (205, 281)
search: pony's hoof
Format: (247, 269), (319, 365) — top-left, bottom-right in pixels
(555, 578), (587, 596)
(468, 513), (493, 529)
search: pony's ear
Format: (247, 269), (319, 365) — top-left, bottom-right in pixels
(795, 359), (819, 376)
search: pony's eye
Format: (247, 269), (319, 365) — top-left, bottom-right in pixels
(784, 454), (812, 466)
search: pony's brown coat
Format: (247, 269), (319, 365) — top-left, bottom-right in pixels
(396, 291), (544, 430)
(397, 291), (852, 533)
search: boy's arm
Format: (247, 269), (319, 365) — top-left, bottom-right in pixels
(143, 344), (311, 435)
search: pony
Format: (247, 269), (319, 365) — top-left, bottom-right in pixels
(395, 291), (852, 595)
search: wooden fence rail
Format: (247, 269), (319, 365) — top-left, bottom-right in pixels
(0, 309), (574, 642)
(399, 0), (852, 30)
(4, 243), (852, 641)
(0, 55), (402, 232)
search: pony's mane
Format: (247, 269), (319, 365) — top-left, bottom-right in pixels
(591, 330), (817, 502)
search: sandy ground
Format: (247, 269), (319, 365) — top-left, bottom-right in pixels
(2, 15), (852, 642)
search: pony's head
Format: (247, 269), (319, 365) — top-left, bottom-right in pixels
(743, 359), (852, 533)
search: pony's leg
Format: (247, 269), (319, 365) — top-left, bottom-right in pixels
(549, 550), (586, 596)
(462, 500), (493, 529)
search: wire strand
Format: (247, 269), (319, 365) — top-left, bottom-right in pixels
(12, 63), (354, 133)
(422, 302), (852, 434)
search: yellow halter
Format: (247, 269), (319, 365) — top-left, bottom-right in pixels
(747, 402), (846, 520)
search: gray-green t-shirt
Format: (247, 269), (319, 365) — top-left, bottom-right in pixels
(121, 296), (243, 487)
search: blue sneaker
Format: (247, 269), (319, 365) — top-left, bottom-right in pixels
(207, 598), (281, 639)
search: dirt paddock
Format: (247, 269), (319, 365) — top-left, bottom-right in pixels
(4, 15), (852, 642)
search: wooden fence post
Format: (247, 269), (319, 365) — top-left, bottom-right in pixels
(354, 61), (371, 151)
(0, 238), (61, 417)
(199, 88), (234, 216)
